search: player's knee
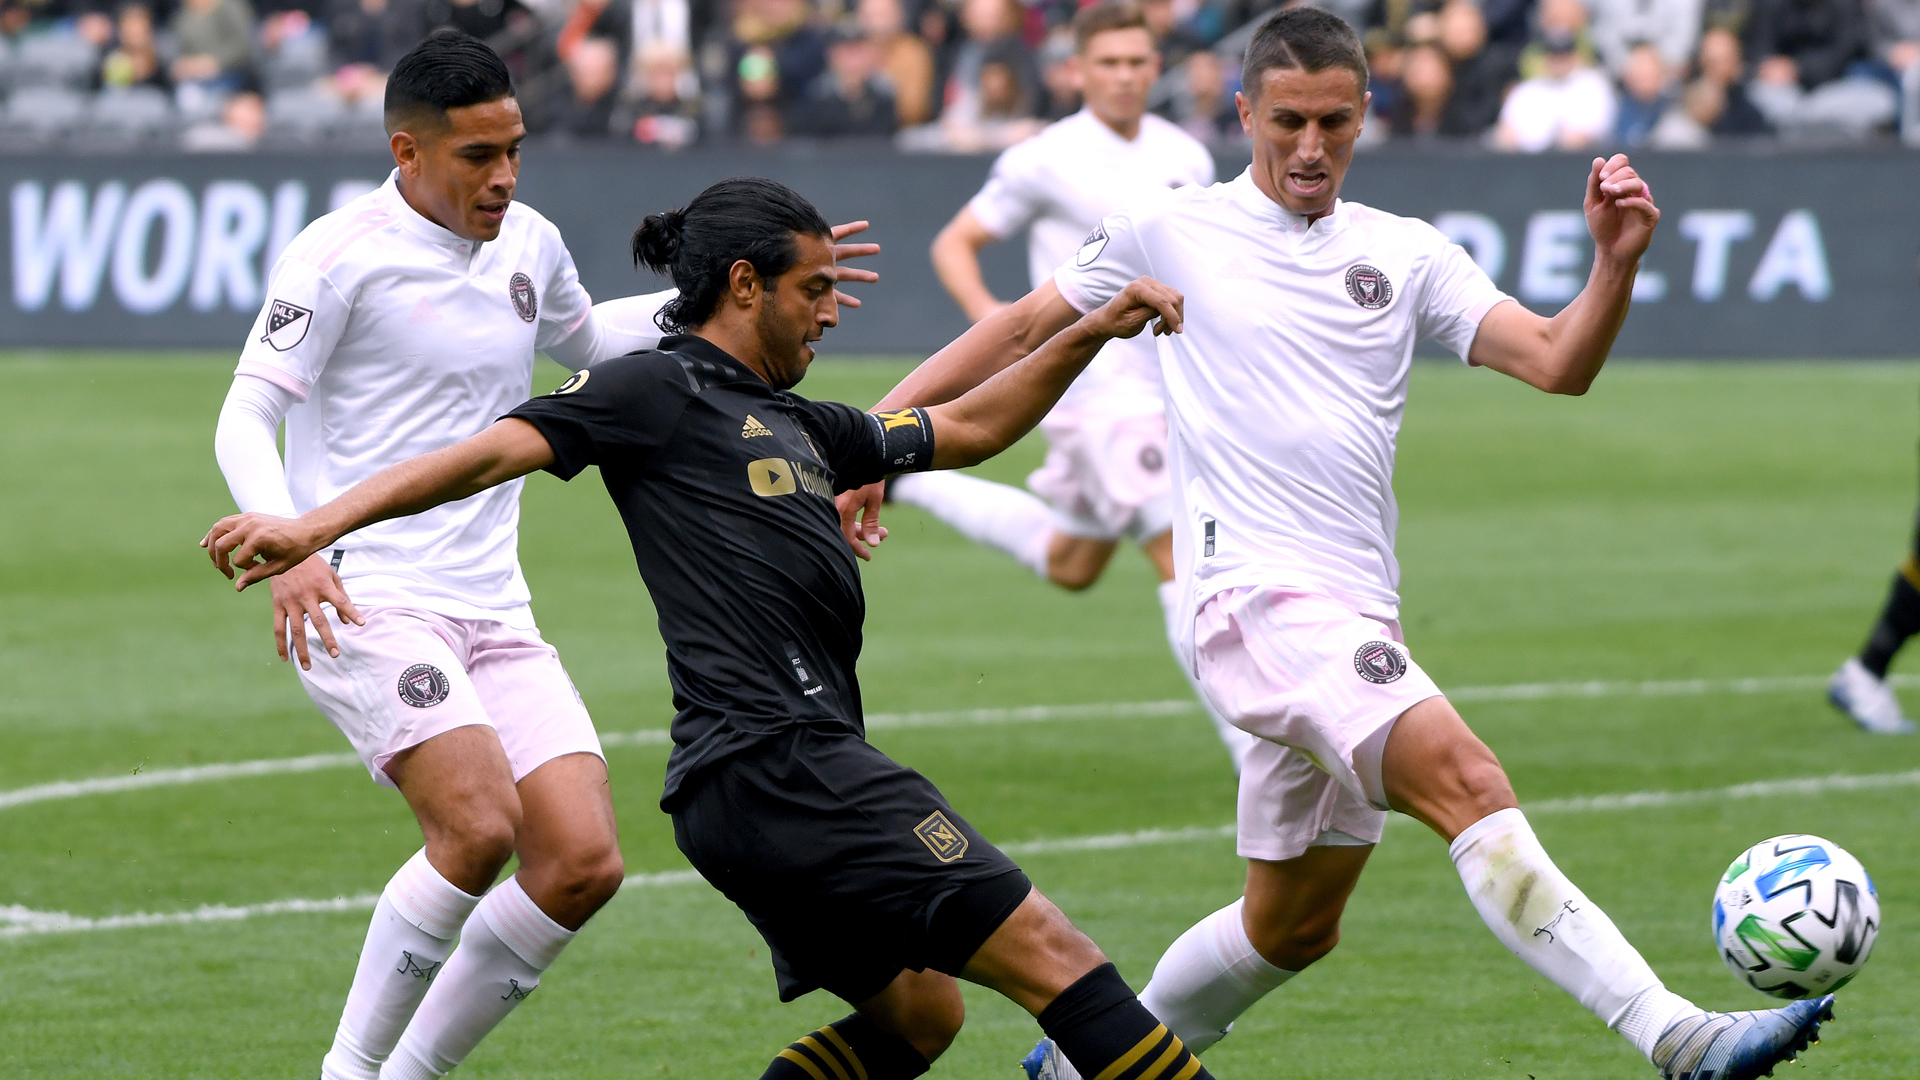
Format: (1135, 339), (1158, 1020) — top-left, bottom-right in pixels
(428, 807), (520, 880)
(895, 994), (964, 1061)
(1249, 913), (1343, 971)
(1046, 560), (1102, 591)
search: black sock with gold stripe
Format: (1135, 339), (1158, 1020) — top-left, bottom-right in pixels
(1861, 560), (1920, 677)
(1037, 963), (1212, 1080)
(759, 1013), (929, 1080)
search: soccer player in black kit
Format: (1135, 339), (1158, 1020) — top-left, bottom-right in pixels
(204, 177), (1214, 1080)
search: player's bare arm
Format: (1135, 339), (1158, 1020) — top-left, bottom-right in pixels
(923, 277), (1181, 468)
(205, 419), (555, 592)
(1469, 154), (1660, 395)
(929, 207), (1006, 322)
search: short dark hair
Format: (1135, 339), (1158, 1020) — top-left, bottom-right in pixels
(632, 177), (834, 333)
(1241, 7), (1368, 100)
(384, 31), (515, 134)
(1072, 0), (1149, 52)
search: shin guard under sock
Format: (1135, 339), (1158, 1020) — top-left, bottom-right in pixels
(759, 1013), (930, 1080)
(1038, 963), (1213, 1080)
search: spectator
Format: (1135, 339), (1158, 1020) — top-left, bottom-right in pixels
(526, 33), (619, 137)
(857, 0), (935, 125)
(171, 0), (255, 89)
(1745, 0), (1896, 134)
(1589, 0), (1705, 76)
(1140, 0), (1207, 65)
(1495, 23), (1618, 148)
(734, 42), (786, 142)
(934, 35), (1043, 148)
(730, 0), (829, 102)
(1648, 69), (1725, 141)
(1037, 25), (1080, 119)
(1517, 0), (1600, 78)
(1614, 40), (1675, 141)
(1694, 23), (1775, 129)
(1169, 46), (1241, 141)
(789, 21), (898, 136)
(181, 87), (266, 147)
(620, 40), (700, 147)
(98, 1), (168, 90)
(942, 0), (1036, 123)
(1390, 40), (1454, 135)
(388, 0), (537, 49)
(1436, 0), (1518, 134)
(1869, 0), (1920, 71)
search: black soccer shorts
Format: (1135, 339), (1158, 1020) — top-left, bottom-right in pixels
(671, 725), (1033, 1004)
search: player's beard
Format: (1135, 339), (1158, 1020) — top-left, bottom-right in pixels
(755, 300), (810, 390)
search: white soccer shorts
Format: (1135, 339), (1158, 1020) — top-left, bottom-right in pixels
(1194, 586), (1443, 863)
(1026, 401), (1174, 544)
(296, 606), (604, 787)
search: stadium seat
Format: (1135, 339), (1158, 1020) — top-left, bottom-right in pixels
(261, 29), (329, 94)
(12, 32), (99, 91)
(260, 87), (346, 148)
(74, 85), (176, 150)
(0, 85), (90, 147)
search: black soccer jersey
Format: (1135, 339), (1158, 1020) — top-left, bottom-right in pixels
(504, 335), (934, 805)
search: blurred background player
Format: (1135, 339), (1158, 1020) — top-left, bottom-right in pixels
(211, 33), (877, 1080)
(1829, 503), (1920, 734)
(900, 0), (1254, 769)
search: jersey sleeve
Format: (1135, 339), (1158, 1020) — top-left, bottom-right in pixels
(1415, 232), (1513, 363)
(233, 257), (351, 399)
(797, 399), (936, 491)
(1051, 207), (1151, 315)
(504, 354), (693, 480)
(534, 227), (595, 352)
(966, 144), (1047, 240)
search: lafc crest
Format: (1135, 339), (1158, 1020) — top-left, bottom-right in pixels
(914, 810), (969, 863)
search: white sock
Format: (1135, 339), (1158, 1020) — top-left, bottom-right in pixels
(1449, 808), (1700, 1059)
(1140, 898), (1297, 1054)
(380, 876), (576, 1079)
(1158, 580), (1258, 773)
(322, 849), (481, 1080)
(887, 470), (1052, 578)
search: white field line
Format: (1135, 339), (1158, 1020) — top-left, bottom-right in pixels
(10, 768), (1920, 940)
(4, 673), (1905, 815)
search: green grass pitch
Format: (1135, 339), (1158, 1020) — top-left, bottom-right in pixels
(3, 353), (1919, 1078)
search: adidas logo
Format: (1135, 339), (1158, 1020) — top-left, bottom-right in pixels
(742, 415), (773, 439)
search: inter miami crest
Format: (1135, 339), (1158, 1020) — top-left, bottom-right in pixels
(397, 663), (451, 708)
(1074, 223), (1109, 267)
(508, 272), (538, 323)
(914, 810), (970, 863)
(1353, 640), (1407, 684)
(261, 300), (312, 351)
(1344, 265), (1393, 310)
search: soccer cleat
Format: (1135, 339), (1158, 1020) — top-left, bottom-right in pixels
(1827, 658), (1916, 734)
(1020, 1037), (1082, 1080)
(1650, 995), (1835, 1080)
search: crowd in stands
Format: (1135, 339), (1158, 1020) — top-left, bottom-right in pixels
(0, 0), (1912, 150)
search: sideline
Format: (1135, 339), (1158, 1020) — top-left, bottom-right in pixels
(8, 767), (1919, 939)
(3, 674), (1901, 814)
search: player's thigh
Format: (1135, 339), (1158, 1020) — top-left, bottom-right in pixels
(1378, 696), (1517, 843)
(959, 887), (1106, 1016)
(386, 723), (522, 850)
(513, 752), (621, 878)
(1046, 533), (1120, 589)
(296, 606), (505, 790)
(855, 967), (967, 1061)
(1242, 844), (1374, 964)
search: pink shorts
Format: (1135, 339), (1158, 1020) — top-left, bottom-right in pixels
(1026, 403), (1173, 543)
(1194, 587), (1443, 862)
(295, 606), (604, 788)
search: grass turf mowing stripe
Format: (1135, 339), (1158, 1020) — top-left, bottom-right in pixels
(7, 767), (1919, 939)
(1, 673), (1907, 812)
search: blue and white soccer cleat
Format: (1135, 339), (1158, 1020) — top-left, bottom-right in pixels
(1020, 1037), (1080, 1080)
(1827, 659), (1916, 734)
(1650, 995), (1835, 1080)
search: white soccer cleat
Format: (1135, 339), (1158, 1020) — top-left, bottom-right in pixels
(1650, 996), (1834, 1080)
(1827, 658), (1916, 734)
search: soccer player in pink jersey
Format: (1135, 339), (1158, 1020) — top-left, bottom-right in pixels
(843, 10), (1836, 1080)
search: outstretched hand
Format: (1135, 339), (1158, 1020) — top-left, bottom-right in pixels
(837, 482), (888, 561)
(1087, 277), (1184, 340)
(831, 220), (880, 309)
(201, 516), (365, 669)
(1585, 154), (1660, 266)
(203, 512), (331, 591)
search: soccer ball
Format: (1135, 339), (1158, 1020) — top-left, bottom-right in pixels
(1712, 834), (1879, 999)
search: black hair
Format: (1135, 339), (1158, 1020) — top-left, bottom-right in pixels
(384, 31), (515, 134)
(1241, 7), (1369, 100)
(632, 177), (834, 333)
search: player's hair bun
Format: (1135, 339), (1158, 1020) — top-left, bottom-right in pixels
(632, 207), (688, 274)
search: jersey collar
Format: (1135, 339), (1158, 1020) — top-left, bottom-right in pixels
(661, 334), (773, 390)
(1226, 167), (1344, 237)
(381, 170), (483, 252)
